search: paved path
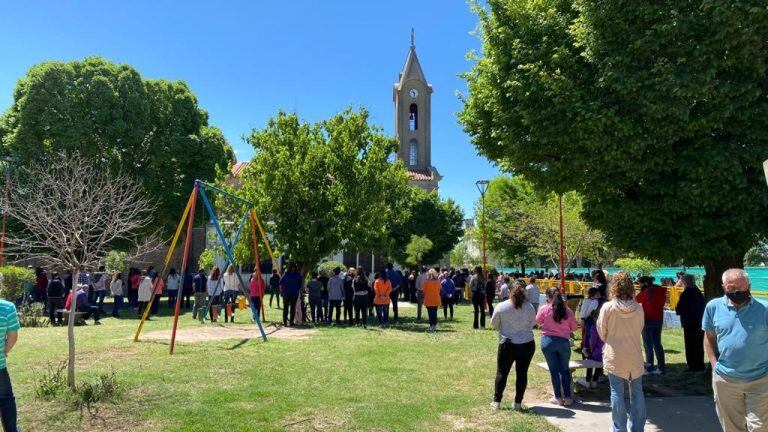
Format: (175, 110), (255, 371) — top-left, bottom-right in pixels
(530, 396), (719, 431)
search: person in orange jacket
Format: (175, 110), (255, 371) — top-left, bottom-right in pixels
(373, 271), (392, 328)
(423, 269), (442, 332)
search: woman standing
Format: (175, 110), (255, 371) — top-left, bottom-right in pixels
(440, 270), (456, 320)
(490, 280), (536, 410)
(597, 271), (646, 432)
(137, 270), (153, 318)
(352, 267), (369, 328)
(536, 287), (578, 406)
(470, 266), (486, 329)
(486, 270), (499, 318)
(373, 270), (392, 328)
(249, 271), (266, 322)
(110, 272), (123, 318)
(222, 264), (241, 323)
(674, 274), (706, 372)
(166, 268), (180, 309)
(207, 267), (223, 322)
(423, 269), (442, 332)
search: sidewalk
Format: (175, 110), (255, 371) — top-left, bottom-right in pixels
(530, 396), (719, 431)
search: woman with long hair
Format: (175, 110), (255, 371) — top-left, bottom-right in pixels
(207, 267), (223, 322)
(536, 287), (578, 406)
(597, 271), (646, 431)
(222, 264), (241, 323)
(353, 267), (369, 328)
(490, 280), (536, 410)
(470, 266), (486, 329)
(373, 270), (392, 328)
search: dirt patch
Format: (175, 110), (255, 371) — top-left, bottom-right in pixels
(140, 325), (318, 343)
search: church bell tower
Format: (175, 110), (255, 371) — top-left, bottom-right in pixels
(394, 29), (441, 191)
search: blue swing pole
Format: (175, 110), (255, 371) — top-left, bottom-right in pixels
(198, 183), (268, 342)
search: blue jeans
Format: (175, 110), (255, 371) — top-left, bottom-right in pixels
(608, 374), (646, 432)
(541, 335), (572, 398)
(95, 290), (106, 311)
(0, 368), (17, 432)
(375, 304), (389, 325)
(641, 319), (665, 372)
(111, 295), (123, 317)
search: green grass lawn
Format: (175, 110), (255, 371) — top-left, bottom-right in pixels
(12, 300), (709, 431)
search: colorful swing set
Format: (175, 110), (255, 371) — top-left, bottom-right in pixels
(133, 179), (279, 354)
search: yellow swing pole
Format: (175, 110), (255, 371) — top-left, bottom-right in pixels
(133, 189), (196, 342)
(252, 210), (279, 273)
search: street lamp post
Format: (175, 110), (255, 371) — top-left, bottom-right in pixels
(476, 180), (490, 279)
(558, 194), (565, 293)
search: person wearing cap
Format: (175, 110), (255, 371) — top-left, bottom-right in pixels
(703, 269), (768, 432)
(635, 275), (667, 375)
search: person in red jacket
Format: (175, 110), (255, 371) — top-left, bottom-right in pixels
(635, 276), (667, 375)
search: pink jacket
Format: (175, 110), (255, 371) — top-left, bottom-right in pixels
(536, 303), (578, 339)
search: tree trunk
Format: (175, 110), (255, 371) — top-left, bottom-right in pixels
(520, 261), (526, 275)
(703, 254), (745, 300)
(67, 269), (78, 388)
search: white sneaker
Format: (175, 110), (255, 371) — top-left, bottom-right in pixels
(490, 401), (500, 410)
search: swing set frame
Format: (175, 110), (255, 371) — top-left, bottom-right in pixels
(133, 179), (278, 354)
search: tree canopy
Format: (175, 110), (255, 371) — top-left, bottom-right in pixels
(460, 0), (768, 297)
(239, 108), (411, 274)
(0, 56), (235, 235)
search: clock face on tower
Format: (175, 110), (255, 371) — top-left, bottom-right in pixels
(409, 88), (419, 98)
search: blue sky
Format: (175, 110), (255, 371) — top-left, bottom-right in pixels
(0, 0), (499, 215)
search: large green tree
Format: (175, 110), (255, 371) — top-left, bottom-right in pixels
(389, 189), (464, 266)
(460, 0), (768, 297)
(239, 108), (410, 275)
(0, 57), (234, 235)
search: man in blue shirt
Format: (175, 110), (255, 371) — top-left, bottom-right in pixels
(703, 268), (767, 432)
(386, 263), (402, 324)
(280, 262), (303, 327)
(0, 298), (20, 432)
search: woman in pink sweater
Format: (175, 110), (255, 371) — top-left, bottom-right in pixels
(536, 287), (578, 406)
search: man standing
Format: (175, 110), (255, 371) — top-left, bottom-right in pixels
(0, 296), (19, 432)
(703, 269), (768, 432)
(280, 262), (302, 327)
(192, 269), (208, 320)
(386, 263), (402, 324)
(46, 272), (65, 325)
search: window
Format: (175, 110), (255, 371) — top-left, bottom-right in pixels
(409, 104), (418, 130)
(409, 139), (418, 166)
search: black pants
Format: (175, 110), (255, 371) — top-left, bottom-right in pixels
(309, 298), (323, 323)
(182, 291), (192, 309)
(472, 291), (486, 329)
(150, 293), (161, 314)
(283, 294), (298, 325)
(586, 367), (603, 382)
(166, 290), (178, 308)
(47, 297), (64, 324)
(486, 293), (495, 318)
(78, 305), (100, 323)
(494, 340), (535, 404)
(354, 295), (368, 326)
(0, 368), (17, 432)
(683, 326), (706, 371)
(442, 295), (454, 319)
(328, 300), (342, 323)
(269, 288), (281, 308)
(390, 289), (399, 322)
(343, 297), (354, 324)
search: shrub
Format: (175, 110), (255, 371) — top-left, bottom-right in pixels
(614, 256), (661, 277)
(318, 260), (345, 275)
(105, 250), (128, 274)
(35, 361), (67, 400)
(18, 302), (48, 327)
(0, 265), (35, 301)
(74, 371), (122, 411)
(198, 249), (216, 272)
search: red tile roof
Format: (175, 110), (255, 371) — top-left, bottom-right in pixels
(231, 162), (249, 176)
(406, 168), (434, 181)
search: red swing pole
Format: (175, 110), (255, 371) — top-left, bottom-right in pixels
(169, 182), (199, 355)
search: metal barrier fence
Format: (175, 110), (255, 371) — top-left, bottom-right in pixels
(535, 278), (767, 309)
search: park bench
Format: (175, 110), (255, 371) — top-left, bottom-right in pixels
(56, 309), (86, 325)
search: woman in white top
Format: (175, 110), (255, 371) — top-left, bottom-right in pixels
(207, 267), (223, 322)
(137, 270), (153, 317)
(165, 268), (181, 309)
(110, 272), (123, 318)
(490, 280), (537, 411)
(221, 264), (241, 323)
(524, 276), (540, 312)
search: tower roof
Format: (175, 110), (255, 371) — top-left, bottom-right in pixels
(395, 29), (427, 90)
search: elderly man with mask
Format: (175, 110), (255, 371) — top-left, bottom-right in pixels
(703, 268), (767, 432)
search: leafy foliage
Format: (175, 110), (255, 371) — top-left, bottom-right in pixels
(744, 241), (768, 267)
(104, 251), (128, 274)
(0, 56), (235, 236)
(614, 256), (661, 277)
(450, 240), (481, 269)
(405, 235), (433, 267)
(239, 108), (410, 274)
(460, 0), (768, 297)
(0, 265), (35, 300)
(197, 249), (216, 272)
(318, 261), (345, 275)
(389, 189), (464, 265)
(18, 302), (48, 328)
(35, 361), (67, 400)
